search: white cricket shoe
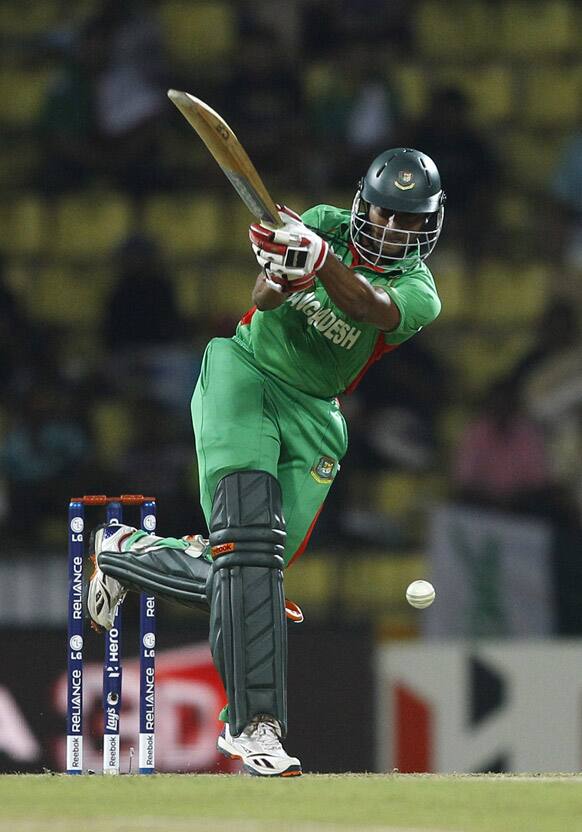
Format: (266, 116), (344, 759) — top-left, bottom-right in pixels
(86, 522), (136, 631)
(217, 715), (302, 777)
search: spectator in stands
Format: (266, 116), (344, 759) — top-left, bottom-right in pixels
(452, 378), (554, 517)
(0, 385), (91, 542)
(548, 127), (582, 275)
(101, 233), (197, 415)
(406, 86), (499, 264)
(102, 233), (179, 352)
(37, 1), (169, 207)
(305, 45), (401, 191)
(222, 34), (304, 178)
(510, 300), (582, 517)
(0, 253), (35, 395)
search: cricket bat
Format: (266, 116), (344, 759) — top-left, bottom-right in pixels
(167, 89), (282, 228)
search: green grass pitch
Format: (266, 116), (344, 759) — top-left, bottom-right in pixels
(1, 773), (581, 832)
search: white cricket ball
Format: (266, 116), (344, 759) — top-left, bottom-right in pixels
(406, 579), (436, 609)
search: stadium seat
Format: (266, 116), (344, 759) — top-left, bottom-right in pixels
(0, 69), (55, 127)
(90, 400), (135, 464)
(174, 266), (203, 317)
(501, 0), (575, 57)
(451, 331), (529, 396)
(392, 63), (427, 121)
(50, 191), (132, 258)
(438, 405), (472, 451)
(29, 264), (113, 326)
(0, 195), (46, 255)
(429, 247), (469, 322)
(374, 472), (422, 518)
(210, 263), (257, 316)
(283, 554), (335, 610)
(434, 65), (513, 126)
(521, 67), (582, 127)
(474, 259), (548, 325)
(416, 1), (498, 60)
(503, 130), (565, 188)
(144, 194), (221, 256)
(228, 200), (258, 255)
(0, 0), (62, 34)
(343, 552), (428, 611)
(160, 2), (235, 66)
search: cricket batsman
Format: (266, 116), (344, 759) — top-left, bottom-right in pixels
(86, 147), (445, 776)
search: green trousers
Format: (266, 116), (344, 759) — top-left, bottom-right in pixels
(191, 337), (348, 565)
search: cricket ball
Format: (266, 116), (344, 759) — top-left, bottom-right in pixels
(406, 579), (436, 609)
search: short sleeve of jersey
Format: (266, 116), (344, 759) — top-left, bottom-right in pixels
(377, 276), (441, 344)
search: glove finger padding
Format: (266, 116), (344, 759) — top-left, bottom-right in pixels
(264, 269), (315, 294)
(249, 208), (329, 280)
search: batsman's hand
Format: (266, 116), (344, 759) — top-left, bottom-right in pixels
(249, 205), (329, 292)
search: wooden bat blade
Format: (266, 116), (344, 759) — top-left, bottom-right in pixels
(167, 89), (281, 227)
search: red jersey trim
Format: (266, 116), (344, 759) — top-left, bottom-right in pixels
(288, 507), (323, 568)
(348, 243), (385, 273)
(239, 305), (257, 325)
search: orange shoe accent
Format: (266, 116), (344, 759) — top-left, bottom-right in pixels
(281, 769), (302, 776)
(285, 599), (304, 623)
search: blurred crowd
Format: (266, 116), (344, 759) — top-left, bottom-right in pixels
(2, 0), (582, 630)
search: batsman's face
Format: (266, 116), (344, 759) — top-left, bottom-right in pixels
(367, 205), (426, 256)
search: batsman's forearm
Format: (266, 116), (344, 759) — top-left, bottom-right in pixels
(316, 255), (378, 320)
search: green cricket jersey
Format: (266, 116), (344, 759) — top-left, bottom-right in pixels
(233, 204), (441, 398)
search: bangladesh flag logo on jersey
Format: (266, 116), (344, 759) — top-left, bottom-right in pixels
(311, 456), (336, 484)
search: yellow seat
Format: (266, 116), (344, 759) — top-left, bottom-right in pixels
(0, 195), (47, 255)
(428, 246), (469, 322)
(374, 472), (421, 517)
(283, 553), (335, 610)
(521, 67), (582, 127)
(0, 69), (56, 127)
(0, 0), (62, 34)
(91, 401), (135, 464)
(416, 1), (498, 59)
(451, 331), (530, 396)
(51, 191), (132, 257)
(504, 130), (565, 188)
(30, 264), (113, 326)
(210, 264), (256, 317)
(227, 199), (258, 255)
(160, 2), (235, 65)
(392, 63), (427, 121)
(343, 552), (428, 611)
(438, 405), (472, 452)
(501, 0), (575, 57)
(144, 194), (220, 256)
(174, 265), (204, 317)
(474, 259), (549, 325)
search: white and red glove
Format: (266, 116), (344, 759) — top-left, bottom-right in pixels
(249, 205), (329, 293)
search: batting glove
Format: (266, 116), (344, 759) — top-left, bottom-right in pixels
(249, 205), (329, 291)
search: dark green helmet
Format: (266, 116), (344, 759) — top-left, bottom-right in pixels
(351, 147), (446, 265)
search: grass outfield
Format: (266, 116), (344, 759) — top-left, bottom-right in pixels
(1, 773), (582, 832)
